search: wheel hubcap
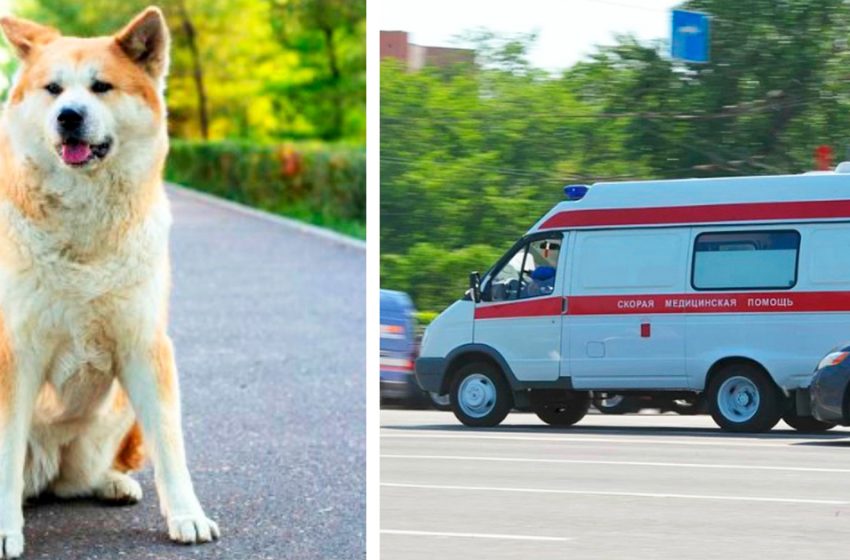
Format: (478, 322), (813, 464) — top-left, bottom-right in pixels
(458, 374), (497, 418)
(717, 376), (760, 422)
(601, 395), (624, 408)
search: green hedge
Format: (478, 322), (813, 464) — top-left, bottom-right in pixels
(165, 140), (366, 238)
(382, 243), (501, 313)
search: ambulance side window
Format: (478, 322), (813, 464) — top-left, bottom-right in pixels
(486, 236), (561, 302)
(692, 230), (800, 290)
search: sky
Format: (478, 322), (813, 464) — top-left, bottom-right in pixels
(380, 0), (684, 71)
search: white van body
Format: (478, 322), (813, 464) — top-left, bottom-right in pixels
(415, 170), (850, 430)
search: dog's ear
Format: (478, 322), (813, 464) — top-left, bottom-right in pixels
(0, 16), (59, 60)
(115, 6), (170, 79)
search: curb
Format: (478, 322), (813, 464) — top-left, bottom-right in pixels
(166, 183), (366, 251)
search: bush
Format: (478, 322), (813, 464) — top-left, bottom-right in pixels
(165, 139), (365, 237)
(414, 311), (439, 326)
(381, 243), (502, 313)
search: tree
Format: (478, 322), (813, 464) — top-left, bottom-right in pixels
(381, 2), (850, 312)
(11, 0), (366, 142)
(268, 0), (366, 140)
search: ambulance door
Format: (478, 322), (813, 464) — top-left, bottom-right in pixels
(566, 229), (688, 389)
(474, 232), (567, 382)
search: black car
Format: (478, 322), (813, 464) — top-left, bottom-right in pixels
(810, 343), (850, 425)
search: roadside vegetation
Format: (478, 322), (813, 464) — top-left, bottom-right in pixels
(8, 0), (366, 238)
(381, 0), (850, 311)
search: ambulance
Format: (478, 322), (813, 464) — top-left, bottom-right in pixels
(415, 165), (850, 432)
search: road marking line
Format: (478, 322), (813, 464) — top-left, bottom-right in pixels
(380, 432), (809, 448)
(382, 482), (850, 505)
(381, 529), (570, 542)
(381, 453), (850, 473)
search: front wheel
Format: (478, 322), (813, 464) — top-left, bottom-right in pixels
(449, 362), (513, 427)
(707, 364), (784, 432)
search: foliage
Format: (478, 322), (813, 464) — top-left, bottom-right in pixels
(381, 0), (850, 312)
(414, 310), (439, 327)
(5, 0), (365, 237)
(267, 0), (367, 140)
(13, 0), (366, 142)
(166, 139), (365, 237)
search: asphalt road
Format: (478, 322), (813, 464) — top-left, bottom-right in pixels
(382, 409), (850, 560)
(21, 186), (366, 559)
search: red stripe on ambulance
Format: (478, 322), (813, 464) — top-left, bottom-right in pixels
(568, 292), (850, 314)
(474, 291), (850, 319)
(539, 199), (850, 229)
(475, 296), (562, 319)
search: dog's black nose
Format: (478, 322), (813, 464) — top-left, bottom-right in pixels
(57, 108), (84, 132)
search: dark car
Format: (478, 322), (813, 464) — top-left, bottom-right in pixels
(380, 289), (422, 405)
(810, 343), (850, 426)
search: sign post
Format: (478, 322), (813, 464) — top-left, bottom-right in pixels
(671, 9), (710, 63)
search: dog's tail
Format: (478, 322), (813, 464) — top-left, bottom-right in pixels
(113, 421), (145, 472)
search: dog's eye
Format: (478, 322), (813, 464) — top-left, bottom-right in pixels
(91, 80), (114, 94)
(45, 82), (63, 96)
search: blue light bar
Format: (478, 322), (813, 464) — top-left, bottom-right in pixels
(563, 184), (589, 201)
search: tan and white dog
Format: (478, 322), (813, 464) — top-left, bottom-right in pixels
(0, 7), (218, 558)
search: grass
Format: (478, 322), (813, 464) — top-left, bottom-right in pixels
(259, 200), (366, 240)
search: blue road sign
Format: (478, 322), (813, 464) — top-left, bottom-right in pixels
(671, 9), (710, 63)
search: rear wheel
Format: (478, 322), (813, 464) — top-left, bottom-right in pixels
(592, 394), (637, 414)
(782, 412), (836, 432)
(533, 391), (591, 426)
(708, 363), (784, 432)
(449, 362), (512, 427)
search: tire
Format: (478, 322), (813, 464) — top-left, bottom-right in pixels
(782, 412), (836, 433)
(449, 362), (513, 427)
(707, 363), (784, 432)
(427, 391), (452, 411)
(592, 394), (637, 414)
(534, 391), (591, 426)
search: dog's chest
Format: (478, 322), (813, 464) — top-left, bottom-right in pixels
(27, 258), (146, 388)
(1, 197), (170, 376)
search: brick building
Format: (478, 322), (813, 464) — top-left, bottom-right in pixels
(380, 31), (475, 71)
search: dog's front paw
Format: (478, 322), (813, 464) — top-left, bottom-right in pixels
(0, 531), (24, 559)
(167, 514), (220, 544)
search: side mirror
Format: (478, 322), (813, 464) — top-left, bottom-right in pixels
(469, 271), (481, 303)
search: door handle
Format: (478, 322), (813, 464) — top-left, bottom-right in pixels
(562, 297), (568, 315)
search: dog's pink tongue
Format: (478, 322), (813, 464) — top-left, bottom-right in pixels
(61, 143), (91, 165)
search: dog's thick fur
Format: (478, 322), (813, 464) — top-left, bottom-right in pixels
(0, 8), (218, 558)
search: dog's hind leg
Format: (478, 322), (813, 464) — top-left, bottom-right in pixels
(50, 394), (144, 504)
(94, 419), (145, 504)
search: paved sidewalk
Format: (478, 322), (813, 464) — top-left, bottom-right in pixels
(23, 186), (366, 559)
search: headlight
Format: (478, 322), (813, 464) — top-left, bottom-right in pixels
(817, 351), (849, 370)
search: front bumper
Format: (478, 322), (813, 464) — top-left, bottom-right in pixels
(810, 365), (850, 424)
(415, 357), (447, 393)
